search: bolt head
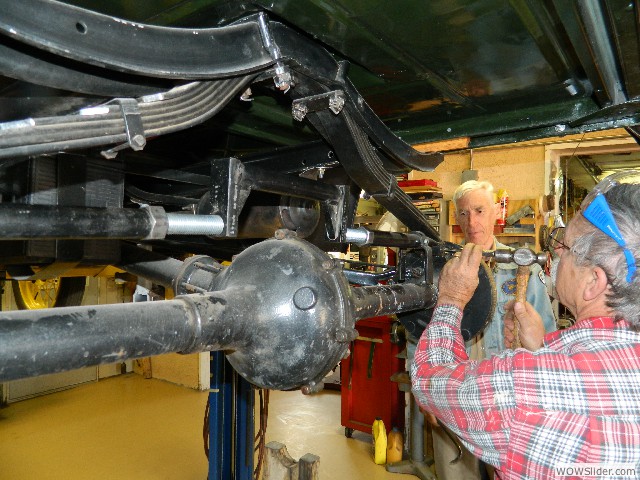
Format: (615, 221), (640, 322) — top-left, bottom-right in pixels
(322, 258), (339, 270)
(131, 134), (146, 149)
(335, 329), (348, 342)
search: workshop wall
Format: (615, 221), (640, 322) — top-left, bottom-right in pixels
(145, 352), (208, 390)
(410, 128), (635, 242)
(410, 144), (547, 242)
(410, 144), (547, 201)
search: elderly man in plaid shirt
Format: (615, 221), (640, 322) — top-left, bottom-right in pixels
(411, 171), (640, 480)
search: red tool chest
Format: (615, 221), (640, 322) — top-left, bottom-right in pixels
(340, 315), (405, 437)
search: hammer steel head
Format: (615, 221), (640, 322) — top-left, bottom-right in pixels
(490, 248), (547, 267)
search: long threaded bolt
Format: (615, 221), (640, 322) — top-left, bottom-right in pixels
(166, 214), (224, 236)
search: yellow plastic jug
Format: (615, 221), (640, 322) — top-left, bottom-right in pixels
(372, 417), (387, 465)
(386, 427), (403, 463)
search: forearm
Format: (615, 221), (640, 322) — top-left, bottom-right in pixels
(410, 304), (470, 427)
(415, 304), (468, 365)
(411, 304), (516, 467)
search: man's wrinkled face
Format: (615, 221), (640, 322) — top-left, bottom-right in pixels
(455, 189), (499, 250)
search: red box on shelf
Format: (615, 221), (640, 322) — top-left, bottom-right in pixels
(397, 179), (438, 189)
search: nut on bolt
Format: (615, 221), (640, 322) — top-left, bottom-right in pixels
(328, 91), (345, 114)
(335, 327), (358, 343)
(322, 257), (340, 270)
(292, 103), (308, 122)
(274, 229), (297, 240)
(301, 381), (324, 395)
(274, 65), (293, 91)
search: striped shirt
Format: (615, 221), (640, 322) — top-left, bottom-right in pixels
(411, 304), (640, 479)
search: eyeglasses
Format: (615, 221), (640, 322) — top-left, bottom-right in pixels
(547, 227), (570, 252)
(580, 170), (638, 283)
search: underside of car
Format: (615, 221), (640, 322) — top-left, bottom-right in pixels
(1, 0), (640, 389)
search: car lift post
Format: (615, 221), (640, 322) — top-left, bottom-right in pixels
(208, 351), (254, 480)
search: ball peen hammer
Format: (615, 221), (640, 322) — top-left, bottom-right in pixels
(483, 248), (547, 348)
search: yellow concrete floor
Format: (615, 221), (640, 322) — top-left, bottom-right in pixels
(266, 389), (416, 480)
(0, 374), (417, 479)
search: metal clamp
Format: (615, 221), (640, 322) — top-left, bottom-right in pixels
(101, 98), (146, 158)
(257, 13), (293, 91)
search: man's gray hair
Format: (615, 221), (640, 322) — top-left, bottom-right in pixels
(572, 184), (640, 329)
(452, 180), (495, 210)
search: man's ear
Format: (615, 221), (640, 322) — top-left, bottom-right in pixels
(583, 266), (609, 301)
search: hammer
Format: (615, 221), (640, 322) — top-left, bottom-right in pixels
(483, 248), (547, 348)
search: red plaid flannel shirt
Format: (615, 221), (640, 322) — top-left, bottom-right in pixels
(411, 304), (640, 479)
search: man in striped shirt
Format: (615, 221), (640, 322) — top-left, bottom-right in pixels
(411, 172), (640, 479)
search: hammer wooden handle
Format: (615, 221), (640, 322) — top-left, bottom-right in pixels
(513, 265), (531, 349)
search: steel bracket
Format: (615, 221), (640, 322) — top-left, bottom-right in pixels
(208, 158), (251, 238)
(208, 157), (346, 239)
(292, 91), (346, 121)
(323, 185), (348, 241)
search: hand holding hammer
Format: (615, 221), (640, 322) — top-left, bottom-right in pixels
(484, 248), (547, 349)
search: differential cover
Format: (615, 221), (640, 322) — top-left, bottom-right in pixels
(212, 234), (352, 390)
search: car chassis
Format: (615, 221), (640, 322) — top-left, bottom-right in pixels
(0, 0), (639, 389)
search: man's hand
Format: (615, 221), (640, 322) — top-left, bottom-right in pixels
(503, 300), (545, 351)
(436, 243), (483, 309)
